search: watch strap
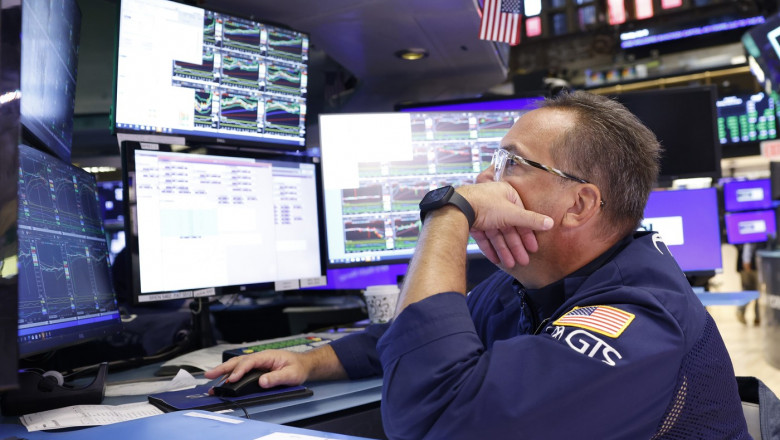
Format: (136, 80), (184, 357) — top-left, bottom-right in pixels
(420, 187), (476, 229)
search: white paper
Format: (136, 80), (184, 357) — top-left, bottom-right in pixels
(159, 342), (251, 372)
(20, 401), (163, 432)
(182, 411), (243, 424)
(105, 368), (210, 396)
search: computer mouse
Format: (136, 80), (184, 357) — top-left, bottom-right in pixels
(212, 369), (271, 397)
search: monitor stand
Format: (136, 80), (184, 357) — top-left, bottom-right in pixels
(0, 362), (108, 415)
(191, 298), (215, 349)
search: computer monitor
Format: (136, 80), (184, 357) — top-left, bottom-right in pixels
(725, 209), (778, 244)
(612, 86), (722, 185)
(716, 92), (778, 156)
(94, 180), (125, 265)
(121, 142), (326, 303)
(723, 178), (774, 212)
(19, 0), (80, 162)
(640, 187), (723, 276)
(16, 143), (122, 357)
(96, 180), (124, 229)
(114, 0), (309, 149)
(319, 108), (537, 267)
(743, 12), (780, 93)
(0, 1), (22, 393)
(396, 94), (545, 113)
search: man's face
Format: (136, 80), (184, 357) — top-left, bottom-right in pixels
(476, 107), (578, 220)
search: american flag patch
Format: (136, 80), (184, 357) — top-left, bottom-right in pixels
(552, 306), (635, 338)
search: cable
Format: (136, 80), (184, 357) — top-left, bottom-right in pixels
(64, 341), (190, 378)
(217, 398), (250, 419)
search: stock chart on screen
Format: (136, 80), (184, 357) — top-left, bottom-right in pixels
(320, 109), (536, 266)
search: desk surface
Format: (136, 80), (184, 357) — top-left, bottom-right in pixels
(110, 365), (382, 425)
(102, 363), (382, 425)
(696, 290), (760, 306)
(0, 410), (377, 440)
(0, 361), (383, 438)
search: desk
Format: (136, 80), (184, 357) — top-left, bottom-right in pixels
(1, 362), (384, 439)
(696, 291), (760, 306)
(0, 410), (376, 440)
(103, 363), (383, 425)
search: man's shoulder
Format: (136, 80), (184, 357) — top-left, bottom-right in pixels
(600, 232), (694, 297)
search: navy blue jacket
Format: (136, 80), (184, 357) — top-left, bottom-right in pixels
(331, 232), (749, 439)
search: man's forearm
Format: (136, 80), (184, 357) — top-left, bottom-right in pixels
(396, 205), (470, 314)
(303, 344), (349, 381)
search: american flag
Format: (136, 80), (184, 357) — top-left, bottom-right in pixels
(479, 0), (522, 46)
(553, 306), (635, 338)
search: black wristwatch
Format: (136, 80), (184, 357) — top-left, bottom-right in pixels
(419, 186), (476, 229)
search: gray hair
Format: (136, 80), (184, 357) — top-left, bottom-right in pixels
(540, 91), (662, 238)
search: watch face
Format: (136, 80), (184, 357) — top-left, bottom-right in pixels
(426, 186), (452, 202)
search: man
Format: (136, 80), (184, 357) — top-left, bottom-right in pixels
(207, 92), (749, 439)
(736, 242), (761, 325)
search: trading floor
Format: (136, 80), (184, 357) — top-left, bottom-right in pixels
(710, 244), (780, 393)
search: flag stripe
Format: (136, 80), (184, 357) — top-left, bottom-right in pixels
(479, 0), (522, 46)
(553, 306), (635, 338)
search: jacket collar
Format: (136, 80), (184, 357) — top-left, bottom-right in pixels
(515, 233), (636, 326)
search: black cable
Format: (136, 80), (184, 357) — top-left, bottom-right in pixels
(64, 341), (190, 378)
(217, 398), (250, 419)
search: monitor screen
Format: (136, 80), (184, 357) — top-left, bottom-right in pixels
(743, 12), (780, 93)
(0, 0), (22, 392)
(612, 86), (721, 184)
(640, 187), (722, 275)
(725, 209), (777, 244)
(114, 0), (309, 149)
(17, 144), (122, 356)
(320, 108), (536, 267)
(96, 180), (124, 229)
(20, 0), (81, 162)
(121, 142), (326, 303)
(716, 92), (778, 146)
(723, 178), (774, 212)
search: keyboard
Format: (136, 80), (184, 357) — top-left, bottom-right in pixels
(221, 334), (338, 362)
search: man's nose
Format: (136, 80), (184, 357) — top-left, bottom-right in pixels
(476, 166), (494, 183)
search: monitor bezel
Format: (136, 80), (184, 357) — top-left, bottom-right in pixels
(322, 95), (545, 270)
(716, 91), (778, 159)
(19, 0), (81, 163)
(120, 141), (327, 304)
(0, 0), (21, 391)
(642, 187), (724, 276)
(724, 208), (779, 245)
(16, 143), (123, 357)
(722, 178), (774, 212)
(319, 109), (533, 269)
(742, 12), (780, 95)
(611, 85), (723, 186)
(111, 0), (311, 152)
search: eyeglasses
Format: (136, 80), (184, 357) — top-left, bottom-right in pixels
(492, 148), (605, 207)
(491, 148), (589, 184)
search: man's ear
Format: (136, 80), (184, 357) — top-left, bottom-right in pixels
(561, 184), (602, 228)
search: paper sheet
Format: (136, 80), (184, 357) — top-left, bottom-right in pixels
(20, 401), (163, 432)
(158, 342), (250, 372)
(105, 369), (210, 397)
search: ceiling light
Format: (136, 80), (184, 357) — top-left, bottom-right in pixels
(395, 48), (428, 61)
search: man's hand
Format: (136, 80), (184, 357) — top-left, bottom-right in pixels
(458, 182), (552, 268)
(204, 345), (347, 392)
